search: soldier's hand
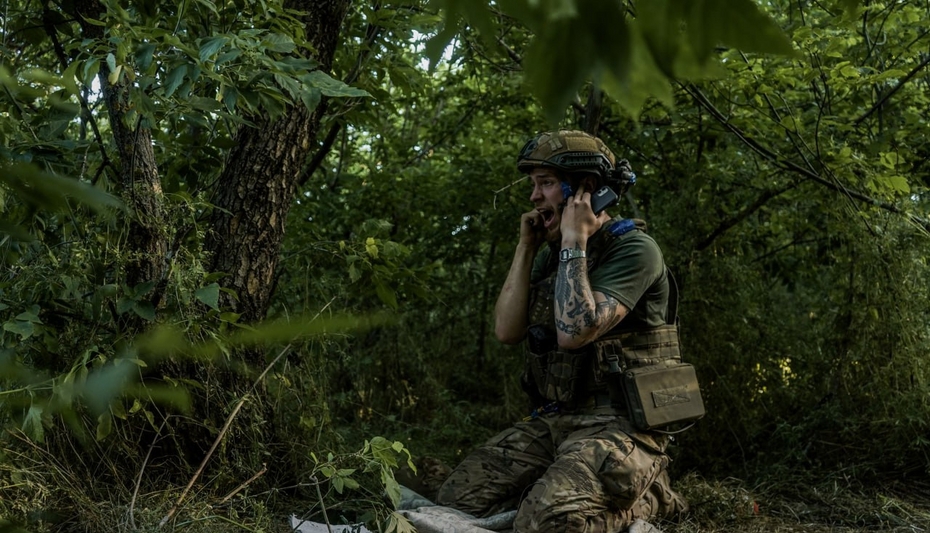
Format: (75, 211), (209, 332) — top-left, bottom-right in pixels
(519, 210), (546, 247)
(560, 188), (604, 247)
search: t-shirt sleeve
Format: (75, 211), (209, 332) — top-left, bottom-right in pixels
(589, 234), (665, 312)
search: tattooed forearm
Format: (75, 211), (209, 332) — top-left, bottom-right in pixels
(555, 319), (581, 336)
(555, 258), (598, 337)
(595, 294), (623, 330)
(554, 256), (625, 343)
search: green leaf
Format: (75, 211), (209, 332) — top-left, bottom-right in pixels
(386, 512), (417, 533)
(132, 301), (156, 321)
(15, 310), (41, 323)
(886, 176), (910, 194)
(300, 87), (322, 112)
(82, 58), (100, 86)
(22, 405), (45, 442)
(382, 468), (402, 507)
(195, 283), (221, 310)
(199, 36), (229, 62)
(189, 96), (223, 111)
(262, 33), (296, 53)
(62, 60), (81, 95)
(423, 19), (460, 69)
(303, 71), (370, 98)
(0, 163), (124, 213)
(375, 281), (398, 309)
(164, 63), (187, 98)
(685, 0), (797, 60)
(840, 65), (859, 78)
(96, 412), (113, 440)
(215, 49), (242, 66)
(603, 25), (674, 116)
(135, 42), (157, 71)
(3, 321), (34, 340)
(522, 14), (598, 124)
(220, 312), (241, 323)
(116, 298), (134, 315)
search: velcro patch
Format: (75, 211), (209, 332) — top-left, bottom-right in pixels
(651, 386), (691, 408)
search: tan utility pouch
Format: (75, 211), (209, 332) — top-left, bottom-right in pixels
(623, 362), (705, 430)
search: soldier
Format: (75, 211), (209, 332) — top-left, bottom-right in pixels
(436, 130), (691, 532)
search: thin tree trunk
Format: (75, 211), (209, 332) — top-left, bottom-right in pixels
(70, 0), (168, 295)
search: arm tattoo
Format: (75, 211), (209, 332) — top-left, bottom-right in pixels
(595, 294), (623, 331)
(555, 258), (624, 339)
(555, 318), (581, 336)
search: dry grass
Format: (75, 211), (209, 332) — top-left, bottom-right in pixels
(4, 442), (930, 533)
(660, 473), (930, 533)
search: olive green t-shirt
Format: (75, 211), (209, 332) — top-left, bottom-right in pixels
(531, 225), (669, 330)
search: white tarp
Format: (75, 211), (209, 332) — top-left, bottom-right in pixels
(289, 486), (662, 533)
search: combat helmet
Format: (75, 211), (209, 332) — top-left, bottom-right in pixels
(517, 130), (636, 195)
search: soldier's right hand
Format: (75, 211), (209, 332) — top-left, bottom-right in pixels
(519, 210), (546, 247)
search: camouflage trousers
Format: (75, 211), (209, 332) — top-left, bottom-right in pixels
(436, 409), (688, 533)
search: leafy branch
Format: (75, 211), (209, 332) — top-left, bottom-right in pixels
(683, 83), (930, 233)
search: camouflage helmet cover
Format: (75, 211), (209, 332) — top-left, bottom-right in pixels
(517, 130), (616, 179)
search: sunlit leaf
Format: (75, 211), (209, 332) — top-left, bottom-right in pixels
(303, 71), (370, 98)
(262, 33), (296, 53)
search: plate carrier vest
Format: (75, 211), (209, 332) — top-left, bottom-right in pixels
(523, 217), (682, 411)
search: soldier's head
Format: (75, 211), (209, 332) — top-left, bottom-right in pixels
(517, 130), (635, 195)
(517, 130), (635, 241)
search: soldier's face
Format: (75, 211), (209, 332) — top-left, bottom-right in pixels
(528, 168), (566, 243)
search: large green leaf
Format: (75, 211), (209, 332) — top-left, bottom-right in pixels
(195, 283), (221, 310)
(0, 164), (122, 212)
(303, 71), (371, 98)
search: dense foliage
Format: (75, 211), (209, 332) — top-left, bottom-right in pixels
(1, 0), (928, 531)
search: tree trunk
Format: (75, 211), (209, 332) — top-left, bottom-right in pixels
(71, 0), (168, 294)
(205, 0), (352, 338)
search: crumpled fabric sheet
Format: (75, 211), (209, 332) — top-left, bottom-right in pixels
(397, 493), (516, 532)
(289, 486), (662, 533)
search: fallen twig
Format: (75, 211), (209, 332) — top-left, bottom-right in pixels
(129, 417), (168, 529)
(158, 344), (293, 527)
(219, 463), (268, 505)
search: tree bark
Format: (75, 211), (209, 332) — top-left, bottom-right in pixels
(70, 0), (168, 294)
(205, 0), (352, 334)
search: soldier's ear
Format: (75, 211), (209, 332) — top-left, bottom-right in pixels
(581, 175), (598, 193)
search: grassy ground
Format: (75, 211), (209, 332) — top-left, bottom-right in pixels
(3, 468), (930, 532)
(4, 426), (930, 533)
(661, 473), (930, 533)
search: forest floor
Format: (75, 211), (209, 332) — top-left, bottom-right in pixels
(659, 473), (930, 533)
(5, 474), (930, 532)
(277, 472), (930, 533)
